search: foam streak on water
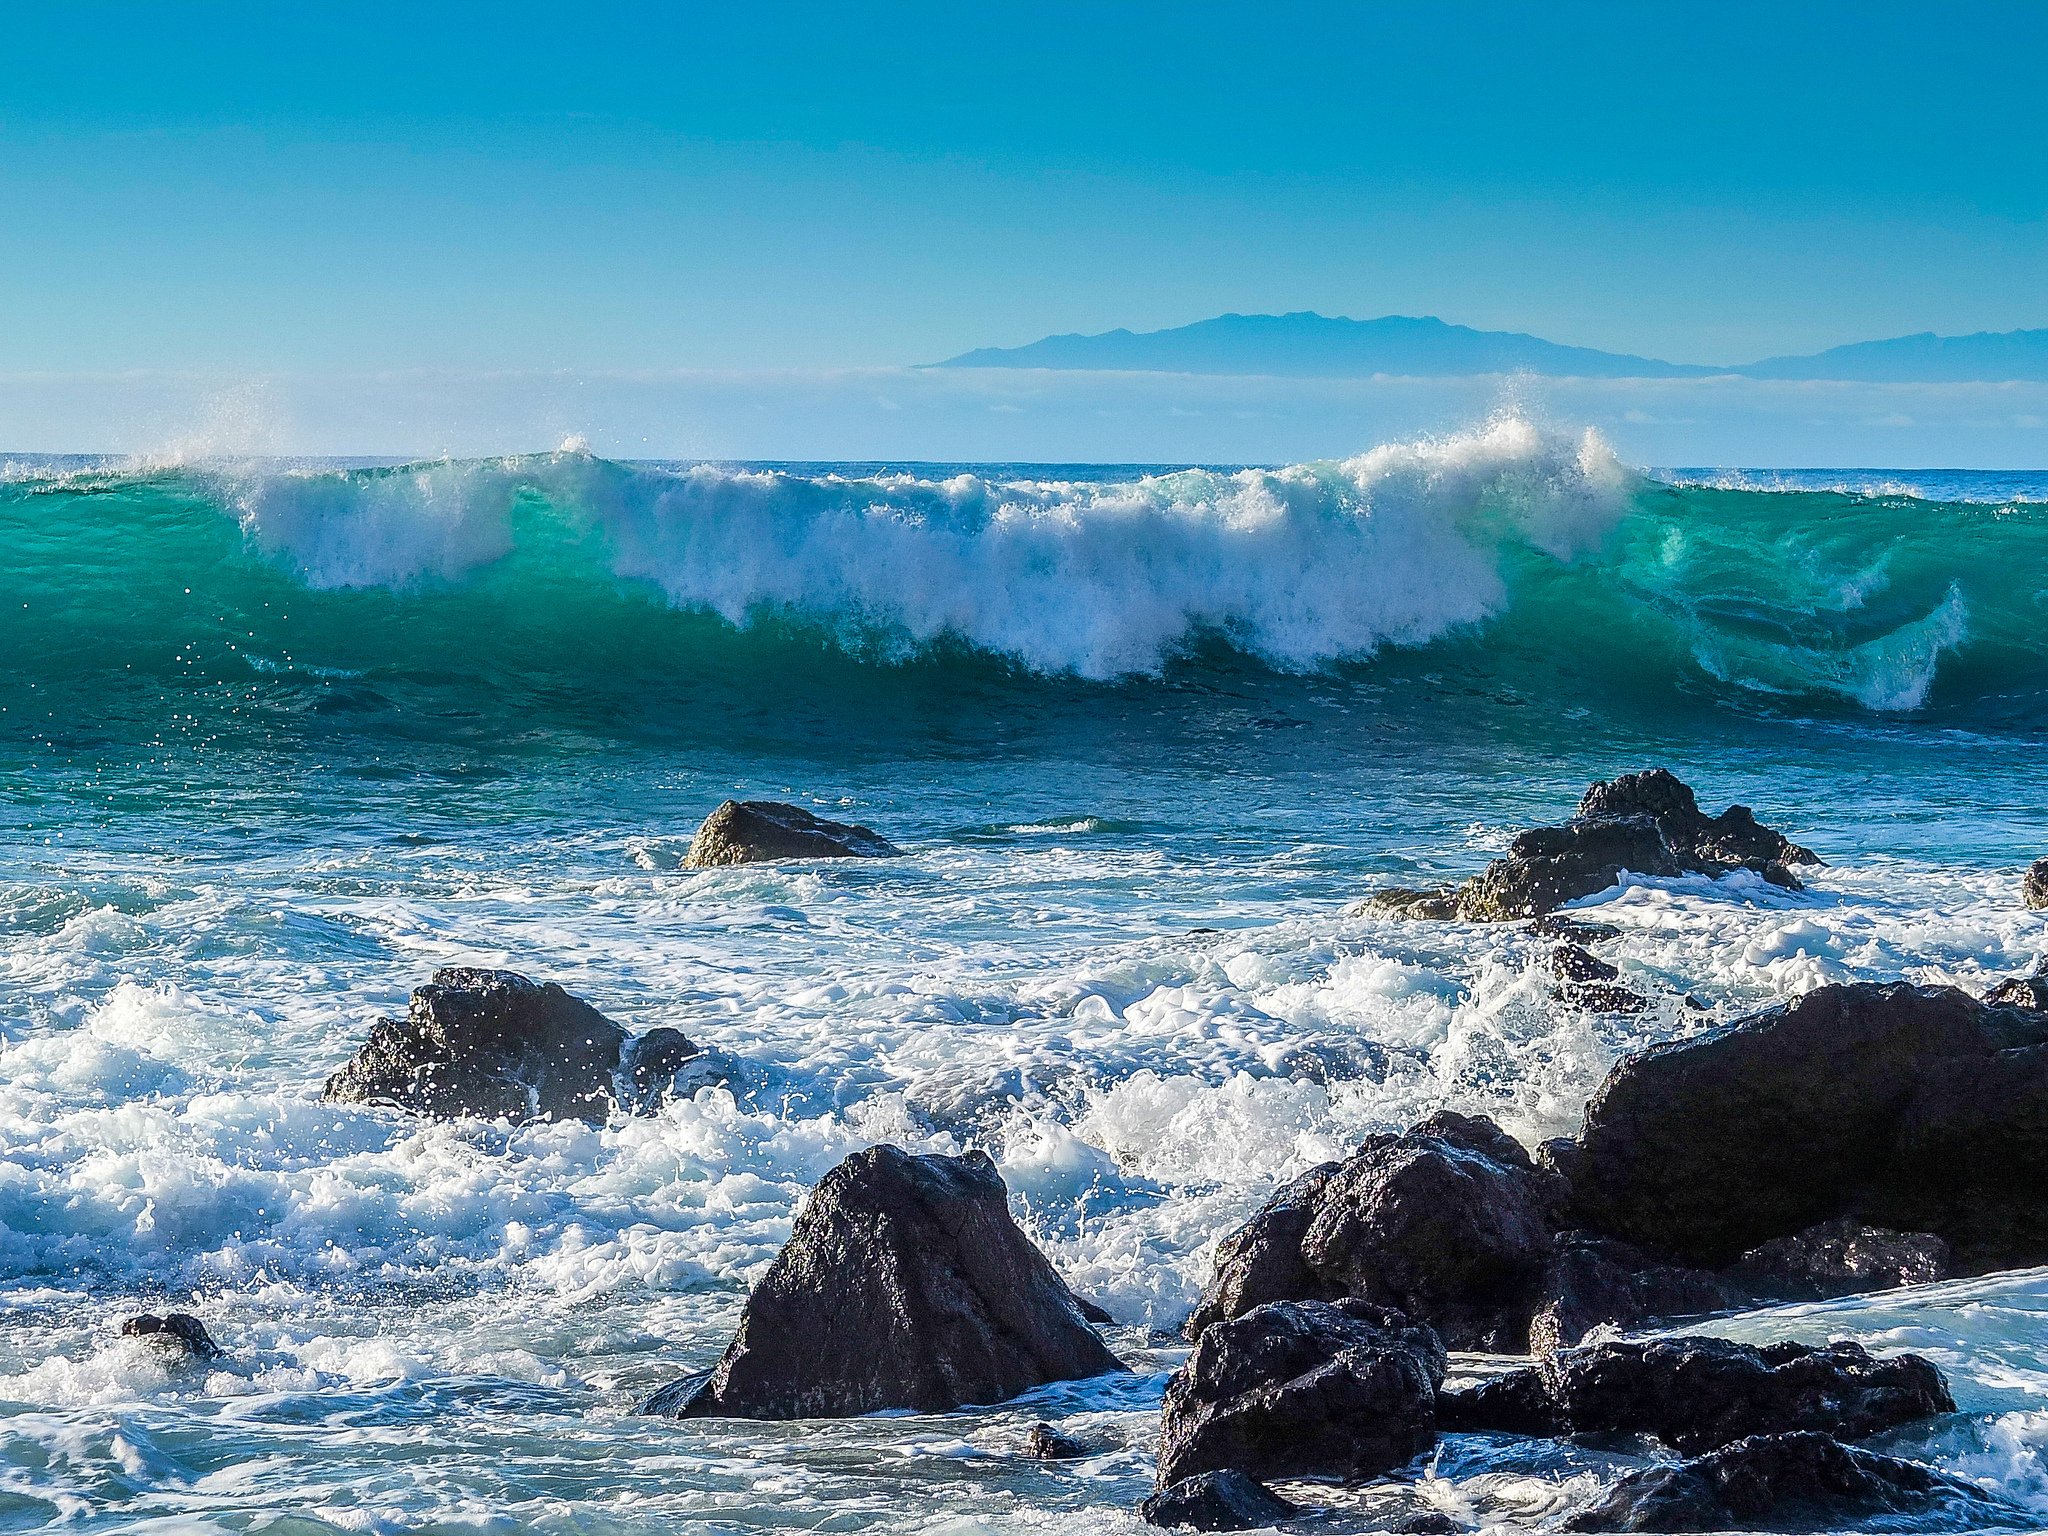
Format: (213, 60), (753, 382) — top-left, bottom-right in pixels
(1, 422), (2046, 1533)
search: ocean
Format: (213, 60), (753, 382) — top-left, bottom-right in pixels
(3, 416), (2046, 1532)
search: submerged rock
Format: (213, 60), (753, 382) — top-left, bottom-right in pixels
(1142, 1469), (1300, 1531)
(2024, 858), (2048, 910)
(1441, 1336), (1952, 1454)
(1157, 1299), (1445, 1489)
(1561, 1431), (2026, 1533)
(684, 800), (899, 866)
(1025, 1421), (1092, 1460)
(649, 1145), (1125, 1419)
(1366, 769), (1818, 922)
(1550, 943), (1650, 1015)
(1188, 1113), (1561, 1351)
(120, 1313), (222, 1362)
(324, 968), (724, 1124)
(1570, 981), (2048, 1266)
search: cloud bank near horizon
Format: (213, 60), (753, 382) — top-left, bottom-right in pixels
(4, 367), (2045, 469)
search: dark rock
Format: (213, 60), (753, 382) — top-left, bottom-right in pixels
(1142, 1470), (1300, 1531)
(1073, 1294), (1116, 1326)
(1441, 1336), (1952, 1454)
(1391, 1513), (1463, 1534)
(1367, 770), (1818, 922)
(1532, 915), (1624, 943)
(1551, 944), (1651, 1015)
(1185, 1163), (1343, 1342)
(1157, 1298), (1445, 1489)
(1561, 1431), (2027, 1532)
(324, 968), (722, 1124)
(1025, 1421), (1093, 1459)
(2025, 858), (2048, 910)
(1732, 1219), (1952, 1301)
(120, 1313), (222, 1361)
(1572, 981), (2048, 1265)
(1527, 1234), (1751, 1356)
(635, 1369), (711, 1416)
(685, 800), (899, 866)
(1986, 965), (2048, 1011)
(651, 1145), (1126, 1419)
(1189, 1114), (1560, 1351)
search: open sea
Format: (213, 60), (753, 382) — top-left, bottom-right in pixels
(2, 417), (2045, 1533)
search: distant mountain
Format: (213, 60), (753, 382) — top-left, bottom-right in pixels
(932, 312), (2048, 383)
(936, 312), (1709, 379)
(1737, 329), (2048, 382)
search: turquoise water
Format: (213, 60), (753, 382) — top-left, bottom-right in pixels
(2, 421), (2046, 1532)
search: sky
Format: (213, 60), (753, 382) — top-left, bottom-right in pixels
(2, 1), (2045, 460)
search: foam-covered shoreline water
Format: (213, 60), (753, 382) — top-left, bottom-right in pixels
(4, 423), (2048, 1532)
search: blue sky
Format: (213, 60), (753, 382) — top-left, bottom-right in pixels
(4, 0), (2044, 376)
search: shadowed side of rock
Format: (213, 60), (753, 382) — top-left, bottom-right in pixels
(685, 800), (900, 866)
(323, 968), (724, 1124)
(657, 1145), (1126, 1419)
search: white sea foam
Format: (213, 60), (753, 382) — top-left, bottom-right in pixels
(223, 417), (1633, 678)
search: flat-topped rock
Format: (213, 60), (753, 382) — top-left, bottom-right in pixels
(324, 968), (723, 1124)
(685, 800), (899, 866)
(1562, 1431), (2027, 1532)
(1569, 981), (2048, 1267)
(648, 1145), (1126, 1418)
(1367, 769), (1818, 922)
(1441, 1336), (1952, 1454)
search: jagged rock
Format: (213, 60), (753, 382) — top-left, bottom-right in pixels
(1440, 1337), (1952, 1454)
(685, 800), (899, 866)
(1025, 1421), (1092, 1459)
(1187, 1113), (1561, 1350)
(2024, 858), (2048, 910)
(1732, 1219), (1952, 1301)
(1528, 1234), (1751, 1356)
(647, 1145), (1126, 1419)
(1142, 1470), (1301, 1531)
(1551, 943), (1650, 1015)
(1571, 981), (2048, 1266)
(1157, 1299), (1445, 1489)
(1367, 769), (1818, 922)
(1561, 1431), (2027, 1532)
(120, 1313), (222, 1361)
(1986, 964), (2048, 1011)
(324, 968), (723, 1124)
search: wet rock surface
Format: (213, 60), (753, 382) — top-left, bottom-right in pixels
(1571, 981), (2048, 1267)
(120, 1313), (222, 1361)
(1025, 1421), (1092, 1460)
(1440, 1336), (1953, 1454)
(1188, 1113), (1560, 1351)
(324, 968), (721, 1124)
(1367, 769), (1818, 922)
(1141, 1469), (1301, 1531)
(1986, 963), (2048, 1011)
(1560, 1430), (2027, 1533)
(1527, 1234), (1751, 1356)
(684, 800), (899, 866)
(1731, 1219), (1952, 1300)
(651, 1145), (1126, 1419)
(2025, 858), (2048, 910)
(1157, 1298), (1445, 1489)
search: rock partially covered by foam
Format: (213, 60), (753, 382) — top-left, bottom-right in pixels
(2024, 858), (2048, 910)
(1570, 981), (2048, 1267)
(1157, 1298), (1445, 1489)
(1142, 1470), (1301, 1531)
(685, 800), (899, 866)
(1441, 1336), (1952, 1454)
(121, 1313), (222, 1362)
(1367, 769), (1818, 922)
(324, 968), (725, 1124)
(1187, 1112), (1562, 1351)
(1986, 962), (2048, 1011)
(1562, 1432), (2026, 1533)
(649, 1145), (1126, 1418)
